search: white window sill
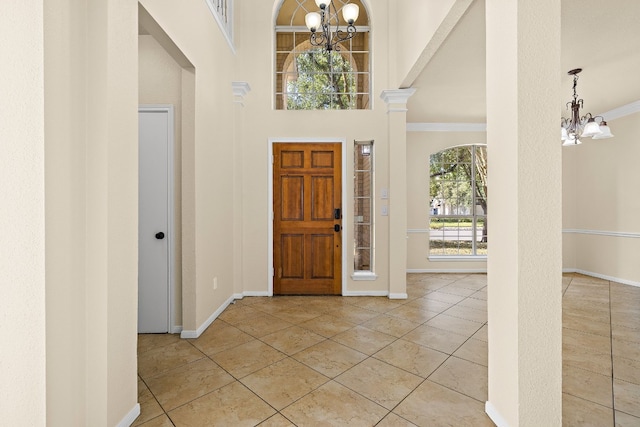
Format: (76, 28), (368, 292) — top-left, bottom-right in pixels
(428, 256), (487, 262)
(351, 272), (378, 281)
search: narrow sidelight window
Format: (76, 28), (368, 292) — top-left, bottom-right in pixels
(354, 140), (374, 271)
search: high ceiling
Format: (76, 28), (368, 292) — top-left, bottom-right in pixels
(407, 0), (640, 123)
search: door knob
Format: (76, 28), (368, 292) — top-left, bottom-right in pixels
(334, 224), (341, 232)
(155, 232), (165, 240)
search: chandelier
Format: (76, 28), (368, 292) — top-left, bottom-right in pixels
(561, 68), (614, 146)
(305, 0), (360, 52)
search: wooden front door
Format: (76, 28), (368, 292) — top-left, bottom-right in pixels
(273, 143), (342, 295)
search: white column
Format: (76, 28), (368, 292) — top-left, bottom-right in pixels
(0, 2), (46, 425)
(485, 1), (562, 426)
(232, 82), (251, 296)
(380, 89), (416, 299)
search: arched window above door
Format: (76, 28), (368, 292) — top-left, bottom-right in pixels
(275, 0), (370, 110)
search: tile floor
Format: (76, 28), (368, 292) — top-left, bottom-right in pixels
(135, 273), (640, 426)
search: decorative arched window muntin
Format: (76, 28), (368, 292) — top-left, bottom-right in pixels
(275, 0), (370, 110)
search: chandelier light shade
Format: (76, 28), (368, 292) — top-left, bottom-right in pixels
(305, 0), (359, 51)
(561, 68), (614, 146)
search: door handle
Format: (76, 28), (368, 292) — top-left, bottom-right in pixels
(334, 224), (341, 232)
(155, 232), (165, 240)
(334, 208), (341, 219)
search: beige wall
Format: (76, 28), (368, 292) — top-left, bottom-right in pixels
(235, 0), (402, 295)
(0, 2), (46, 425)
(564, 112), (640, 284)
(390, 0), (456, 86)
(43, 0), (139, 425)
(138, 34), (184, 328)
(139, 0), (238, 331)
(407, 131), (488, 272)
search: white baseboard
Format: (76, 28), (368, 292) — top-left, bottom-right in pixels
(242, 291), (270, 297)
(563, 268), (640, 288)
(485, 401), (511, 427)
(342, 290), (389, 297)
(171, 325), (183, 334)
(407, 269), (487, 274)
(116, 403), (140, 427)
(389, 293), (408, 299)
(180, 294), (236, 339)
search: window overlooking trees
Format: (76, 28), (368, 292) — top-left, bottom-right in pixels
(275, 0), (370, 110)
(429, 145), (487, 256)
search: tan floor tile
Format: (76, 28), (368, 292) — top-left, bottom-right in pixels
(136, 415), (174, 427)
(190, 321), (254, 356)
(429, 356), (487, 402)
(563, 312), (611, 337)
(241, 358), (328, 410)
(564, 305), (611, 324)
(326, 304), (381, 324)
(444, 305), (487, 323)
(376, 413), (418, 426)
(270, 306), (324, 323)
(293, 339), (367, 378)
(260, 326), (326, 355)
(251, 298), (303, 315)
(145, 358), (234, 411)
(437, 285), (477, 297)
(614, 356), (640, 384)
(457, 297), (487, 311)
(218, 305), (264, 325)
(348, 296), (404, 313)
(234, 313), (293, 338)
(405, 297), (453, 313)
(563, 327), (611, 352)
(473, 324), (488, 342)
(613, 338), (640, 362)
(425, 291), (467, 305)
(404, 324), (469, 354)
(138, 341), (204, 379)
(362, 314), (420, 337)
(393, 380), (494, 427)
(563, 343), (612, 376)
(211, 339), (286, 378)
(614, 379), (640, 418)
(611, 314), (640, 331)
(453, 338), (488, 367)
(280, 381), (388, 426)
(613, 324), (640, 344)
(297, 314), (356, 337)
(336, 358), (422, 409)
(168, 381), (275, 426)
(470, 290), (487, 301)
(562, 393), (613, 427)
(138, 333), (181, 354)
(133, 380), (164, 427)
(563, 365), (613, 408)
(426, 314), (484, 336)
(332, 325), (397, 355)
(232, 296), (263, 306)
(386, 305), (439, 324)
(374, 339), (448, 378)
(257, 413), (296, 426)
(615, 410), (640, 426)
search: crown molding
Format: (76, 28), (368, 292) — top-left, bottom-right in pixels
(380, 89), (417, 106)
(600, 100), (640, 121)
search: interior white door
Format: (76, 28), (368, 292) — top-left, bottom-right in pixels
(138, 108), (172, 333)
